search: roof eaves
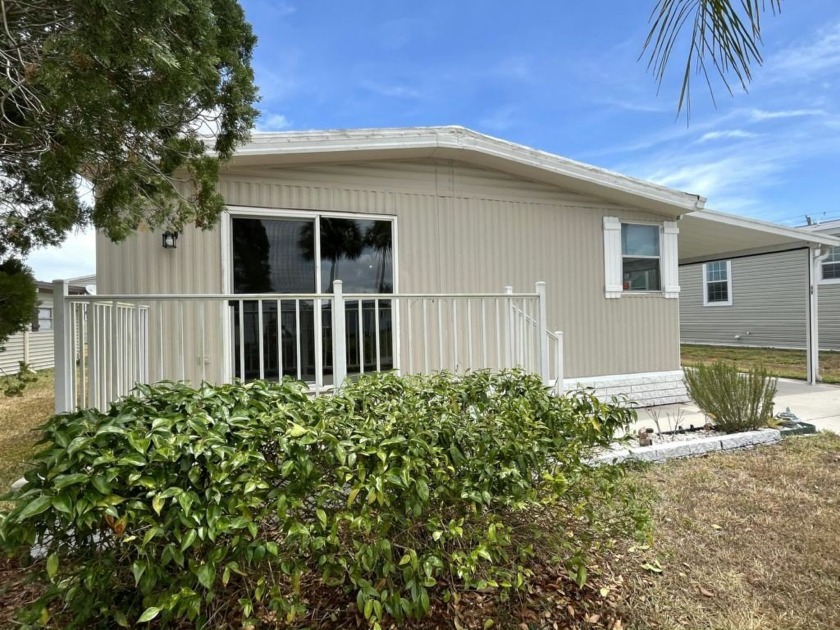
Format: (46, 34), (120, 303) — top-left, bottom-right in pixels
(232, 126), (706, 215)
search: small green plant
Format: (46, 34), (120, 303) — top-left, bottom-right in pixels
(0, 370), (648, 628)
(2, 362), (38, 396)
(684, 362), (777, 433)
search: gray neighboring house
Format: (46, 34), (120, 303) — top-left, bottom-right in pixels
(0, 281), (89, 375)
(679, 218), (840, 366)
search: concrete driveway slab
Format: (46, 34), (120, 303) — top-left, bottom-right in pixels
(630, 377), (840, 435)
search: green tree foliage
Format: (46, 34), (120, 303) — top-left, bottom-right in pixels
(0, 371), (648, 628)
(0, 0), (259, 261)
(0, 259), (37, 352)
(644, 0), (782, 116)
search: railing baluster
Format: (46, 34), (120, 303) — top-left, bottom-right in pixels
(110, 300), (118, 404)
(157, 304), (164, 382)
(422, 300), (429, 374)
(314, 296), (323, 394)
(257, 298), (265, 380)
(179, 301), (186, 382)
(437, 299), (443, 371)
(374, 298), (381, 372)
(200, 301), (206, 382)
(276, 299), (283, 380)
(467, 299), (473, 371)
(481, 298), (487, 367)
(452, 300), (459, 372)
(406, 299), (413, 373)
(295, 299), (302, 381)
(79, 304), (86, 409)
(358, 301), (364, 375)
(495, 297), (502, 369)
(238, 299), (245, 381)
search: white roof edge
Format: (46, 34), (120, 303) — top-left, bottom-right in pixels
(800, 219), (840, 234)
(688, 209), (840, 247)
(232, 126), (707, 214)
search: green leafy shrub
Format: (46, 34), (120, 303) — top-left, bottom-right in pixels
(0, 370), (647, 628)
(684, 362), (777, 433)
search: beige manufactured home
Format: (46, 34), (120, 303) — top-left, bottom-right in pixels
(55, 127), (837, 412)
(680, 220), (840, 354)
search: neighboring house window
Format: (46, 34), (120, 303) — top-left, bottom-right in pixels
(38, 307), (53, 331)
(823, 247), (840, 281)
(703, 260), (732, 306)
(621, 223), (661, 291)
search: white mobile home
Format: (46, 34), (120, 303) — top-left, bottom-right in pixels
(53, 127), (837, 411)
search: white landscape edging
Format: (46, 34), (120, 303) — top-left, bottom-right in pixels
(593, 428), (782, 465)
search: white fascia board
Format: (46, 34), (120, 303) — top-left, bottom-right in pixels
(690, 209), (840, 248)
(228, 127), (707, 216)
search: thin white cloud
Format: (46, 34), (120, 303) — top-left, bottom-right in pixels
(258, 113), (292, 131)
(478, 106), (518, 132)
(696, 129), (758, 143)
(765, 22), (840, 81)
(361, 82), (423, 99)
(495, 56), (533, 81)
(749, 108), (826, 121)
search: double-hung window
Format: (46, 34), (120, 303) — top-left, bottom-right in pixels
(703, 260), (732, 306)
(621, 223), (661, 291)
(823, 247), (840, 281)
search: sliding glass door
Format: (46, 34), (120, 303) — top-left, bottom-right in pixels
(230, 213), (395, 383)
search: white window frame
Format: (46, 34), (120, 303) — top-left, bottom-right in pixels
(603, 217), (679, 299)
(820, 246), (840, 285)
(37, 306), (53, 331)
(219, 206), (400, 382)
(702, 260), (733, 306)
(621, 221), (663, 294)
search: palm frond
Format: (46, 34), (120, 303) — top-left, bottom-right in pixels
(643, 0), (782, 119)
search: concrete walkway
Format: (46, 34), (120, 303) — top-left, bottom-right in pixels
(633, 378), (840, 434)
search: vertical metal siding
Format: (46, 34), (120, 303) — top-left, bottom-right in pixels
(97, 159), (682, 380)
(819, 285), (840, 350)
(679, 249), (809, 348)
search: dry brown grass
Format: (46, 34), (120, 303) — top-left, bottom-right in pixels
(616, 433), (840, 630)
(681, 344), (840, 384)
(0, 371), (54, 494)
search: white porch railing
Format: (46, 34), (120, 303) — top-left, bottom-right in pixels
(54, 280), (564, 412)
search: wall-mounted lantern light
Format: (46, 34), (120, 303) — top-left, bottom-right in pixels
(162, 231), (179, 249)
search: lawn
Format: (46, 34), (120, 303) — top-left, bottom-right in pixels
(681, 343), (840, 384)
(616, 433), (840, 630)
(0, 370), (53, 495)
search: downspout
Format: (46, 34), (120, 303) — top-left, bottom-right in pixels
(807, 246), (830, 384)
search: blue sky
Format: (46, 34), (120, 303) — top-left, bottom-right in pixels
(28, 0), (840, 280)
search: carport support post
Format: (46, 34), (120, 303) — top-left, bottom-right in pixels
(807, 247), (830, 385)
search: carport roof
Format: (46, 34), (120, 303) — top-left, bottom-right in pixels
(679, 209), (840, 265)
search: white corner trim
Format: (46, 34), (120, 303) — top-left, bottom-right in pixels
(662, 221), (680, 299)
(604, 216), (623, 298)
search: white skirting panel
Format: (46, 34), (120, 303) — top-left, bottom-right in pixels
(562, 369), (688, 407)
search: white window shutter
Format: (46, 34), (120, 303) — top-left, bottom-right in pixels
(662, 221), (680, 298)
(603, 216), (622, 298)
